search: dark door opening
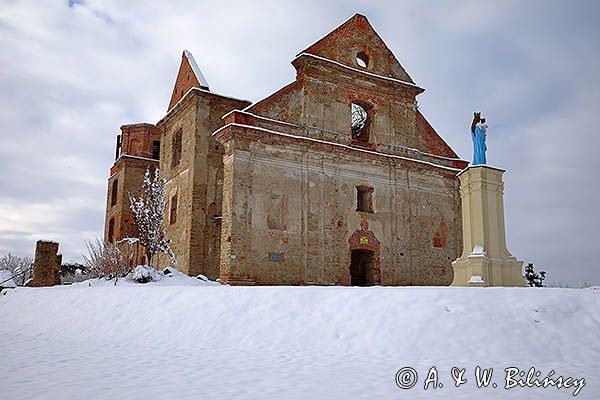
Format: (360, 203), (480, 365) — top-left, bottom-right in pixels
(350, 249), (374, 286)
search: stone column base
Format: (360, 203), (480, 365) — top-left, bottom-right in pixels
(452, 251), (525, 287)
(451, 165), (526, 287)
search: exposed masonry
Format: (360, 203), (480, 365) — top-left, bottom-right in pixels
(293, 53), (422, 88)
(104, 13), (469, 286)
(28, 241), (61, 287)
(116, 154), (160, 164)
(183, 50), (210, 89)
(213, 123), (462, 172)
(225, 151), (456, 197)
(220, 109), (468, 163)
(165, 86), (251, 117)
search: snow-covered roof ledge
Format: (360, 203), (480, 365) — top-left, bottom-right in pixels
(184, 50), (209, 90)
(293, 52), (423, 91)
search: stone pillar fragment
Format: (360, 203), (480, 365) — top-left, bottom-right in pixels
(451, 166), (524, 287)
(28, 240), (62, 287)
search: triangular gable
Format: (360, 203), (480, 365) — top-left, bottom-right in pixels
(416, 110), (460, 159)
(299, 13), (414, 84)
(168, 50), (210, 111)
(184, 50), (209, 88)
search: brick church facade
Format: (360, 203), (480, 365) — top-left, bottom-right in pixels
(104, 14), (468, 286)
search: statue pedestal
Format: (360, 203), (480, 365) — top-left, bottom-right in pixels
(451, 166), (525, 287)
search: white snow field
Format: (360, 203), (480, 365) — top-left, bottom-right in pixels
(1, 279), (599, 400)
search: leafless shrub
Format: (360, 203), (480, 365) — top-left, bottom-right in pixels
(82, 238), (129, 285)
(0, 252), (33, 286)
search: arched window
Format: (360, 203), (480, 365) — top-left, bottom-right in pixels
(172, 129), (182, 167)
(351, 102), (370, 143)
(108, 218), (115, 243)
(110, 179), (118, 207)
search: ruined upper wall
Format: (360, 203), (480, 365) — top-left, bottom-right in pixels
(157, 88), (250, 276)
(119, 124), (161, 160)
(243, 14), (463, 161)
(168, 50), (209, 111)
(300, 13), (414, 84)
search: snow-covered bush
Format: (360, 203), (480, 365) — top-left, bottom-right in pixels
(0, 252), (33, 286)
(82, 238), (129, 285)
(0, 269), (17, 290)
(129, 265), (162, 283)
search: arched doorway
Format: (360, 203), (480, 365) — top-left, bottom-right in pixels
(347, 220), (381, 286)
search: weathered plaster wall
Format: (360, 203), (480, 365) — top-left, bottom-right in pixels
(218, 133), (461, 286)
(158, 91), (249, 277)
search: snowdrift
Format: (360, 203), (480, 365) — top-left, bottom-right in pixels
(1, 284), (599, 399)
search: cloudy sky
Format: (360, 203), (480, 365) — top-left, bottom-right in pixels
(1, 0), (598, 286)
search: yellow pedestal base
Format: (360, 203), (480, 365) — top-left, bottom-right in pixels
(451, 166), (525, 287)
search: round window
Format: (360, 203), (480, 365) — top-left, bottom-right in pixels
(356, 51), (369, 68)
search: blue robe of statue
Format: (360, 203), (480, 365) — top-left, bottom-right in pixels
(471, 123), (487, 165)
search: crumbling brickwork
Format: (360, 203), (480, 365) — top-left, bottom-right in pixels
(28, 240), (61, 287)
(157, 91), (250, 277)
(103, 13), (468, 285)
(104, 124), (160, 266)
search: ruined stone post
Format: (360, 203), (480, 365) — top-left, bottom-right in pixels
(28, 240), (62, 287)
(451, 166), (525, 287)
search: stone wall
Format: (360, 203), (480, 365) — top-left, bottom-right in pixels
(217, 129), (462, 286)
(104, 123), (160, 266)
(105, 157), (158, 245)
(119, 123), (161, 160)
(28, 240), (61, 287)
(157, 89), (250, 277)
(214, 13), (467, 285)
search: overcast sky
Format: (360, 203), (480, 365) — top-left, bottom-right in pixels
(1, 0), (599, 286)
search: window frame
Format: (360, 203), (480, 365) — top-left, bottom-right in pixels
(351, 102), (371, 143)
(356, 185), (374, 213)
(171, 128), (182, 168)
(108, 217), (115, 243)
(110, 179), (118, 207)
(152, 140), (161, 160)
(169, 193), (178, 225)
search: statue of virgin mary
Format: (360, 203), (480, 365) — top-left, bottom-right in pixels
(470, 112), (488, 165)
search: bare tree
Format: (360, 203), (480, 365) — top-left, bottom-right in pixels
(0, 252), (33, 286)
(82, 238), (128, 285)
(129, 167), (174, 267)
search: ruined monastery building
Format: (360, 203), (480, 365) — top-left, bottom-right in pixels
(104, 14), (469, 286)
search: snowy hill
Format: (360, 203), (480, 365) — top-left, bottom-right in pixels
(1, 282), (599, 399)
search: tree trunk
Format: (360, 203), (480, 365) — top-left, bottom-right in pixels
(146, 249), (153, 268)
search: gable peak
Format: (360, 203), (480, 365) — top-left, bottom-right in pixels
(183, 50), (209, 89)
(167, 50), (210, 111)
(299, 13), (414, 84)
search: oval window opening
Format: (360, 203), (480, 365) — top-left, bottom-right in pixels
(356, 52), (369, 68)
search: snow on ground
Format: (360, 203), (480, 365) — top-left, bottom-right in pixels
(1, 282), (599, 400)
(0, 269), (17, 288)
